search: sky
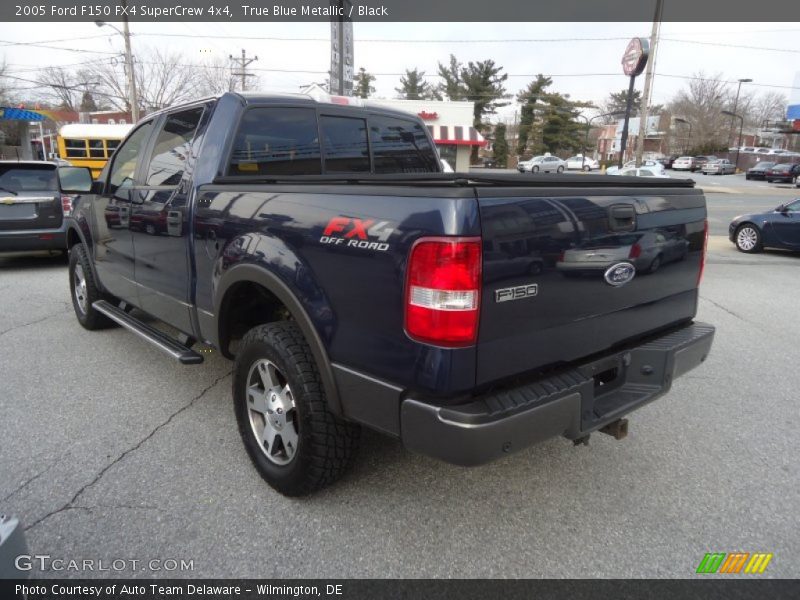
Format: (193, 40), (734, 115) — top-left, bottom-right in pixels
(2, 21), (799, 123)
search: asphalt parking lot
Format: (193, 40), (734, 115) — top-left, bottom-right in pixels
(1, 185), (799, 579)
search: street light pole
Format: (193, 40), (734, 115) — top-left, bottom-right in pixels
(578, 112), (624, 170)
(722, 110), (744, 172)
(729, 78), (752, 149)
(96, 1), (139, 122)
(674, 118), (692, 155)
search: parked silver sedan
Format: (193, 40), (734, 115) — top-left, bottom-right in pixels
(702, 159), (736, 175)
(517, 155), (567, 173)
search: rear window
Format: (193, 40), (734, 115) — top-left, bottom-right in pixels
(0, 165), (57, 191)
(227, 108), (439, 176)
(369, 115), (439, 174)
(228, 107), (322, 176)
(320, 115), (370, 173)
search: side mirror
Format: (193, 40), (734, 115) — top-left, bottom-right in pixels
(91, 179), (106, 195)
(776, 204), (788, 213)
(57, 166), (93, 193)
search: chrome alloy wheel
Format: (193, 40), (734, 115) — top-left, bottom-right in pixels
(736, 226), (759, 251)
(73, 263), (88, 315)
(246, 359), (298, 466)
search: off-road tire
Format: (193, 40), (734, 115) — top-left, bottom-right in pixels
(68, 244), (113, 330)
(233, 321), (360, 496)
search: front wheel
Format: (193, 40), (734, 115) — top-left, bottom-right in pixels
(557, 166), (565, 173)
(233, 321), (360, 496)
(532, 166), (539, 173)
(583, 165), (591, 172)
(735, 224), (762, 253)
(68, 245), (113, 330)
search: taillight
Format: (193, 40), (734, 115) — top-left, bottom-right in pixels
(61, 194), (73, 216)
(405, 237), (482, 347)
(698, 219), (709, 285)
(628, 243), (642, 259)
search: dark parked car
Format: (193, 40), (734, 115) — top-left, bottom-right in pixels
(0, 161), (92, 254)
(692, 156), (717, 172)
(764, 163), (800, 184)
(729, 198), (800, 253)
(657, 155), (678, 169)
(745, 161), (776, 180)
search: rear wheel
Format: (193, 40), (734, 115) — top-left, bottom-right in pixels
(557, 166), (564, 173)
(233, 321), (360, 496)
(532, 166), (539, 173)
(68, 244), (113, 330)
(582, 165), (591, 172)
(735, 224), (762, 253)
(648, 255), (662, 273)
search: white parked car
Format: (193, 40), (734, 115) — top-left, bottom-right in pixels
(517, 155), (567, 173)
(672, 156), (695, 171)
(610, 167), (670, 178)
(565, 155), (600, 171)
(606, 160), (665, 176)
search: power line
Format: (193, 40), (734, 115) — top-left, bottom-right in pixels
(660, 38), (800, 54)
(0, 34), (112, 47)
(0, 40), (118, 55)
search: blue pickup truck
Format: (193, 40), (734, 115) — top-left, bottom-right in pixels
(64, 92), (714, 496)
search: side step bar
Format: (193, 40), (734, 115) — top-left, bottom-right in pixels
(92, 300), (204, 365)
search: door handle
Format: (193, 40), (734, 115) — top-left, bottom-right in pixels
(608, 205), (636, 232)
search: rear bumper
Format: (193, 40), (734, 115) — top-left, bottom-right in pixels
(401, 321), (715, 466)
(0, 225), (67, 252)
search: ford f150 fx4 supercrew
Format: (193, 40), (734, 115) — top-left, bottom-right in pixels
(63, 92), (714, 496)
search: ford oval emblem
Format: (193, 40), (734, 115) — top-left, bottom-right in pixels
(604, 262), (636, 287)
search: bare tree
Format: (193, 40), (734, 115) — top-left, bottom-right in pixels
(749, 91), (787, 129)
(667, 73), (732, 152)
(86, 46), (201, 114)
(196, 56), (238, 96)
(37, 66), (80, 111)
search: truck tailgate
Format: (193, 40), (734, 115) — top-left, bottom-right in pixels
(476, 186), (706, 385)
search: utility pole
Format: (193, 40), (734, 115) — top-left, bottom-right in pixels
(121, 2), (138, 122)
(96, 1), (138, 122)
(635, 0), (663, 167)
(230, 49), (258, 91)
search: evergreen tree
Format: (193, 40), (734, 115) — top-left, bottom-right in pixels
(395, 68), (437, 100)
(493, 123), (509, 168)
(353, 67), (376, 99)
(516, 75), (552, 154)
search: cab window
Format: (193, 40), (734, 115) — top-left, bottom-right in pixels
(145, 107), (204, 186)
(369, 116), (438, 174)
(228, 107), (322, 176)
(108, 121), (154, 197)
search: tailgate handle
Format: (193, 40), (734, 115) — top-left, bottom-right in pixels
(608, 205), (636, 232)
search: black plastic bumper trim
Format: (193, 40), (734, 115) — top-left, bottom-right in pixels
(400, 322), (715, 466)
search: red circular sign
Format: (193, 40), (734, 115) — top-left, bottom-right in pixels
(621, 37), (649, 77)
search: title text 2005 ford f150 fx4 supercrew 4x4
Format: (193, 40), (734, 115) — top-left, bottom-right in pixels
(64, 93), (714, 496)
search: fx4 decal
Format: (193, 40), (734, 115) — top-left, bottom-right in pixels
(320, 217), (395, 251)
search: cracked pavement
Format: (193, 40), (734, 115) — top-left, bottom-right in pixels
(1, 228), (799, 578)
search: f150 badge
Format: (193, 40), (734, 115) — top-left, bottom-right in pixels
(495, 283), (538, 303)
(320, 216), (394, 251)
(604, 262), (636, 287)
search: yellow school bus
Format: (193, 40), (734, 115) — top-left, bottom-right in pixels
(57, 123), (134, 178)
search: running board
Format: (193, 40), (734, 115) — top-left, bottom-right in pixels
(92, 300), (204, 365)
